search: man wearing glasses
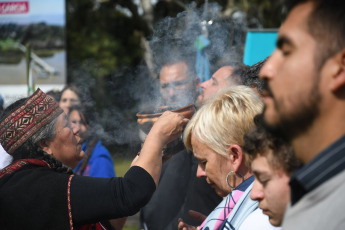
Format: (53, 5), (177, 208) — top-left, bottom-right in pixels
(140, 58), (221, 230)
(159, 59), (200, 108)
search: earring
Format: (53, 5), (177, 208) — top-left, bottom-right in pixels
(226, 171), (244, 189)
(226, 171), (235, 189)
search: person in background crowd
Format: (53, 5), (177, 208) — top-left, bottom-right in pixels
(69, 104), (116, 177)
(243, 115), (301, 227)
(159, 58), (200, 108)
(139, 57), (222, 230)
(46, 89), (61, 102)
(259, 0), (345, 229)
(0, 88), (188, 230)
(195, 64), (246, 108)
(69, 103), (126, 229)
(180, 86), (275, 230)
(59, 84), (82, 114)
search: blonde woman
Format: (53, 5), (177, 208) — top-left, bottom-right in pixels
(179, 86), (275, 230)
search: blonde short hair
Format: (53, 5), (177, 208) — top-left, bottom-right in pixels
(183, 85), (263, 159)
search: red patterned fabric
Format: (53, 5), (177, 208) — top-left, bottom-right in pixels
(0, 88), (63, 154)
(67, 175), (74, 230)
(0, 159), (50, 178)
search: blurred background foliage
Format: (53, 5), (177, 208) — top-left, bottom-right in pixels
(66, 0), (286, 156)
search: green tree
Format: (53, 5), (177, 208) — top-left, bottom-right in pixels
(66, 0), (286, 156)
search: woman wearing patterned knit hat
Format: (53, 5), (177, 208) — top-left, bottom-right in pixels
(0, 88), (188, 230)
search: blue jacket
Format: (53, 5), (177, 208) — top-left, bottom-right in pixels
(74, 140), (116, 178)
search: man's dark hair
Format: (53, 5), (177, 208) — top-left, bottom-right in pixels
(243, 114), (301, 175)
(242, 58), (266, 95)
(158, 55), (196, 80)
(285, 0), (345, 68)
(231, 63), (249, 85)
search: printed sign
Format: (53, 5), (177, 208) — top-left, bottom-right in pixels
(0, 1), (29, 14)
(0, 0), (66, 107)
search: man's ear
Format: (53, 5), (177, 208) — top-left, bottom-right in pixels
(226, 144), (243, 172)
(330, 49), (345, 92)
(37, 140), (53, 155)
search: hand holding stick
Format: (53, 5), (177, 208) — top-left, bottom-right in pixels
(132, 111), (189, 186)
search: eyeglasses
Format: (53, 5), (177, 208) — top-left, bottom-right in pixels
(160, 79), (193, 91)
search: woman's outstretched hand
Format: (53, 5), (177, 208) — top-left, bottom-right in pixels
(132, 111), (189, 187)
(148, 111), (189, 147)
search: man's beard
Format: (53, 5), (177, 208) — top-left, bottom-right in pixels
(166, 90), (197, 108)
(262, 78), (321, 142)
(195, 90), (204, 108)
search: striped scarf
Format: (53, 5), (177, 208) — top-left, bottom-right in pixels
(200, 176), (255, 230)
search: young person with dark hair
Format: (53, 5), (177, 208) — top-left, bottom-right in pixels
(243, 115), (301, 227)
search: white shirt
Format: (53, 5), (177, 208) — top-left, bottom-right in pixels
(239, 208), (281, 230)
(0, 143), (12, 169)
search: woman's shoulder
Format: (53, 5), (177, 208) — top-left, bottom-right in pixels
(1, 166), (72, 198)
(18, 166), (71, 181)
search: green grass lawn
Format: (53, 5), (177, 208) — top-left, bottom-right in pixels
(114, 156), (132, 177)
(123, 226), (138, 230)
(113, 156), (140, 230)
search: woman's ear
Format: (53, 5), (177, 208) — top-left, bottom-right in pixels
(226, 144), (243, 171)
(37, 140), (53, 155)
